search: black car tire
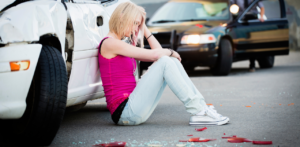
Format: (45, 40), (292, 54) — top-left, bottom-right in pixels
(0, 45), (68, 146)
(210, 39), (232, 75)
(257, 56), (274, 68)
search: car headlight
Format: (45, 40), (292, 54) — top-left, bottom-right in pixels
(180, 34), (216, 45)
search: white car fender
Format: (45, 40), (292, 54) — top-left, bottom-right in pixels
(0, 44), (42, 119)
(0, 1), (67, 59)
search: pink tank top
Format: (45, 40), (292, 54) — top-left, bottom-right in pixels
(98, 37), (137, 114)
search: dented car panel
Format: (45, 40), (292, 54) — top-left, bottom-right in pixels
(0, 1), (67, 58)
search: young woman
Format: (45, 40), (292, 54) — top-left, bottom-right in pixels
(98, 2), (229, 126)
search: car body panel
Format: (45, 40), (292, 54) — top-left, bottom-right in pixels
(0, 0), (130, 119)
(0, 44), (42, 119)
(65, 0), (129, 106)
(0, 1), (67, 60)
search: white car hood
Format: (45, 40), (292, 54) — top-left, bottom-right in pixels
(0, 0), (59, 12)
(0, 0), (15, 11)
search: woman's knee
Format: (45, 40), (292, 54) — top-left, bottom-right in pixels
(158, 56), (172, 62)
(170, 57), (181, 65)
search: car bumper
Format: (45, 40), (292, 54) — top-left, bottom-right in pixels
(0, 44), (41, 119)
(177, 43), (218, 67)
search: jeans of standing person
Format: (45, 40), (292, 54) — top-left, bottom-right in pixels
(118, 56), (207, 125)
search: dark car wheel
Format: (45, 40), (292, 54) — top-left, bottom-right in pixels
(0, 45), (68, 146)
(210, 39), (232, 75)
(257, 56), (274, 68)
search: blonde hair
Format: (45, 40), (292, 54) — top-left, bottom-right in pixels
(109, 2), (145, 47)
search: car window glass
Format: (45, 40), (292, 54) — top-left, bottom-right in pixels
(261, 0), (281, 19)
(241, 0), (281, 21)
(150, 1), (229, 23)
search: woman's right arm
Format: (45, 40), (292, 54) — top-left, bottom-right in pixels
(103, 38), (181, 62)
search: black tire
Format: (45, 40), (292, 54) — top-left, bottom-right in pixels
(66, 102), (87, 113)
(257, 56), (274, 68)
(210, 39), (232, 75)
(0, 45), (68, 146)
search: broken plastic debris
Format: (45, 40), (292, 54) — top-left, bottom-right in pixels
(207, 103), (213, 106)
(195, 127), (207, 131)
(93, 141), (126, 147)
(180, 138), (216, 142)
(222, 135), (237, 139)
(189, 138), (200, 142)
(252, 141), (272, 145)
(199, 138), (216, 142)
(227, 138), (252, 143)
(187, 135), (193, 136)
(224, 133), (225, 135)
(245, 106), (251, 107)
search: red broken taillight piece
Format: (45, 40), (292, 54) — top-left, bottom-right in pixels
(187, 135), (193, 136)
(189, 138), (200, 142)
(195, 127), (207, 131)
(199, 138), (216, 142)
(228, 138), (252, 143)
(93, 142), (126, 147)
(184, 138), (216, 142)
(253, 141), (273, 145)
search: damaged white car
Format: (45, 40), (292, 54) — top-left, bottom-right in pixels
(0, 0), (139, 146)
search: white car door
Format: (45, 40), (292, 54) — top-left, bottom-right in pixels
(66, 1), (109, 106)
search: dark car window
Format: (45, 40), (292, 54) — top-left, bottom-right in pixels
(149, 1), (230, 23)
(241, 0), (282, 22)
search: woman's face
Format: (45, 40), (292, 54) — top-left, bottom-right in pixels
(125, 14), (142, 38)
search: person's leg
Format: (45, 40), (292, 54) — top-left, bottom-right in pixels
(249, 57), (256, 72)
(118, 56), (204, 125)
(169, 57), (207, 108)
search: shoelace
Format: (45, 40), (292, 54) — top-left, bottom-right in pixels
(207, 105), (223, 117)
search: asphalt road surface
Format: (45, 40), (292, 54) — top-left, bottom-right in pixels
(50, 51), (300, 147)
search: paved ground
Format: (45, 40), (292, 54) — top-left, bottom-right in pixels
(50, 51), (300, 147)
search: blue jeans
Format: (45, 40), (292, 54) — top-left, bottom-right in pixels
(118, 56), (207, 125)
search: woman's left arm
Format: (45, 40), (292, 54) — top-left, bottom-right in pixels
(144, 24), (162, 49)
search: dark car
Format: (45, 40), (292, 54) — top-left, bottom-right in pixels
(140, 0), (289, 76)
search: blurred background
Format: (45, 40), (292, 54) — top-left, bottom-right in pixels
(132, 0), (300, 51)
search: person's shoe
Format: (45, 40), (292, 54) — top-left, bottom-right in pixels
(189, 105), (229, 126)
(249, 67), (256, 72)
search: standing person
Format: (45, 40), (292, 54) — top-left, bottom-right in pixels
(231, 0), (265, 72)
(98, 2), (229, 126)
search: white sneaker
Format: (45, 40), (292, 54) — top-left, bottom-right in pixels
(189, 105), (229, 126)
